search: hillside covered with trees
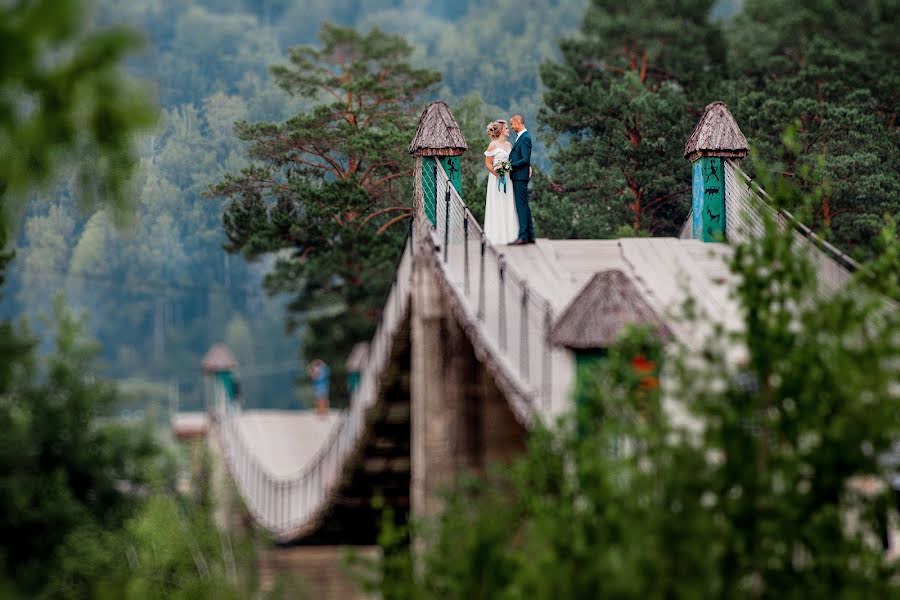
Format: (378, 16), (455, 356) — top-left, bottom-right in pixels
(0, 0), (588, 410)
(2, 0), (896, 409)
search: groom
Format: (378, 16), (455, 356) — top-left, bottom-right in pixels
(508, 114), (534, 245)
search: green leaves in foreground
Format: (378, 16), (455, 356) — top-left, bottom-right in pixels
(0, 0), (156, 227)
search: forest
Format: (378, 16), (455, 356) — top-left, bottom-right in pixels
(0, 0), (593, 411)
(0, 0), (897, 597)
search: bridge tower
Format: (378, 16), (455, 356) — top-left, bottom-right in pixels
(201, 342), (238, 409)
(407, 102), (526, 523)
(684, 102), (749, 242)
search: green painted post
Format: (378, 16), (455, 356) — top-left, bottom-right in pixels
(692, 156), (726, 241)
(438, 156), (462, 196)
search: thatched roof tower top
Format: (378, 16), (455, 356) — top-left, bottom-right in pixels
(550, 270), (672, 349)
(408, 101), (467, 157)
(684, 101), (749, 162)
(201, 343), (238, 373)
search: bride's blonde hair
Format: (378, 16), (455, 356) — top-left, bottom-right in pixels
(486, 119), (507, 140)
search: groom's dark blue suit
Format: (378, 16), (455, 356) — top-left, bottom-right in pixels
(509, 130), (534, 242)
(509, 129), (534, 242)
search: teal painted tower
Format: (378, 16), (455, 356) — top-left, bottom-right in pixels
(684, 102), (749, 242)
(408, 102), (467, 228)
(201, 343), (239, 410)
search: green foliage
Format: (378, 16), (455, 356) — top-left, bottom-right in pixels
(724, 0), (900, 261)
(370, 171), (900, 597)
(0, 306), (254, 598)
(537, 0), (725, 238)
(0, 0), (156, 227)
(210, 24), (440, 400)
(0, 299), (169, 594)
(0, 4), (256, 598)
(47, 495), (254, 599)
(4, 0), (587, 409)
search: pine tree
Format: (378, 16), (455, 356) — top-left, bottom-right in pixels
(725, 0), (900, 260)
(536, 0), (725, 237)
(209, 24), (440, 399)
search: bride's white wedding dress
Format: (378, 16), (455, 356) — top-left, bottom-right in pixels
(483, 146), (519, 245)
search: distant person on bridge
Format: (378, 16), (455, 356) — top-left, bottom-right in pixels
(308, 359), (330, 416)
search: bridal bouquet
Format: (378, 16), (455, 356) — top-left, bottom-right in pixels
(494, 159), (512, 192)
(494, 159), (512, 178)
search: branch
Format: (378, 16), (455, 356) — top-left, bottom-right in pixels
(284, 155), (342, 179)
(359, 160), (401, 185)
(643, 186), (690, 210)
(361, 206), (412, 226)
(376, 212), (412, 234)
(547, 180), (607, 193)
(368, 171), (408, 192)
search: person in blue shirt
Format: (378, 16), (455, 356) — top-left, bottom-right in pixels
(308, 359), (330, 415)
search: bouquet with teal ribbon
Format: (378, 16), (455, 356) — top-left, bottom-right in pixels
(494, 159), (512, 193)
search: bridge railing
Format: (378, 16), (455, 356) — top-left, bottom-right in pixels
(428, 160), (556, 410)
(678, 161), (856, 292)
(723, 160), (856, 290)
(216, 237), (414, 540)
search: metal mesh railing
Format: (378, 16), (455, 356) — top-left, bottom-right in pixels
(433, 161), (557, 410)
(215, 237), (414, 540)
(676, 161), (857, 292)
(678, 212), (693, 239)
(723, 160), (857, 291)
(420, 157), (438, 228)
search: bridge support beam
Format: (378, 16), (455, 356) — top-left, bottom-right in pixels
(411, 256), (469, 522)
(479, 364), (526, 467)
(410, 253), (527, 525)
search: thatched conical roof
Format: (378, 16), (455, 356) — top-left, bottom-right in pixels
(684, 101), (749, 161)
(550, 270), (672, 349)
(408, 101), (467, 157)
(201, 343), (238, 373)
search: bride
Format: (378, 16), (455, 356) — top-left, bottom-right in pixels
(483, 120), (519, 245)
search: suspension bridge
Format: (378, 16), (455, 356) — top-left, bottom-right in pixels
(175, 102), (857, 559)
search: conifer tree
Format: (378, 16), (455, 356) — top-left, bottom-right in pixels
(210, 24), (440, 397)
(725, 0), (900, 260)
(536, 0), (725, 237)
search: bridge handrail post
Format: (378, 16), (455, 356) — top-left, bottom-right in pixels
(443, 181), (451, 263)
(498, 255), (507, 351)
(478, 234), (486, 321)
(542, 301), (553, 410)
(306, 471), (312, 522)
(463, 210), (470, 295)
(268, 476), (274, 529)
(262, 472), (269, 525)
(283, 480), (289, 527)
(520, 282), (529, 379)
(249, 460), (259, 513)
(259, 466), (265, 521)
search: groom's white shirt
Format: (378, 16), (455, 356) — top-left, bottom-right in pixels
(514, 128), (528, 146)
